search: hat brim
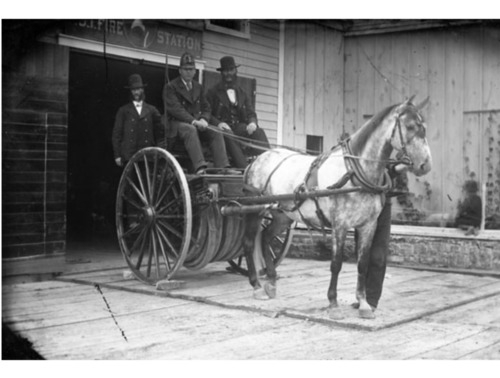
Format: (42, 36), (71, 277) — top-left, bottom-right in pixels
(125, 84), (147, 89)
(216, 64), (240, 71)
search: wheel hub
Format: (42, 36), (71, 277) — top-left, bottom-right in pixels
(141, 206), (156, 225)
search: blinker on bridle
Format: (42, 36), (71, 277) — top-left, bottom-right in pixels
(391, 107), (424, 167)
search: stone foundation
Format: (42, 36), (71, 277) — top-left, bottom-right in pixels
(288, 226), (500, 272)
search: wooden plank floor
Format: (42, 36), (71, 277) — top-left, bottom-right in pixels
(3, 249), (500, 360)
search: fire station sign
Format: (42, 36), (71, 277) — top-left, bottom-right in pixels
(65, 20), (202, 58)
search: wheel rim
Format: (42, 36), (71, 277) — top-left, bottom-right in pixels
(116, 147), (192, 284)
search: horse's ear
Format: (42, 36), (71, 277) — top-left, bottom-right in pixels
(405, 94), (416, 105)
(415, 96), (430, 110)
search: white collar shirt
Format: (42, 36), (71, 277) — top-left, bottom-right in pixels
(226, 88), (237, 104)
(181, 79), (193, 91)
(133, 101), (143, 115)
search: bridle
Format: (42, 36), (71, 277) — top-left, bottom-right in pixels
(390, 107), (425, 168)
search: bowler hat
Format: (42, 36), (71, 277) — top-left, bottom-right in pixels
(125, 74), (147, 89)
(180, 52), (196, 68)
(216, 56), (240, 71)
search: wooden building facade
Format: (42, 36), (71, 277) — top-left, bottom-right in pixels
(2, 19), (499, 279)
(342, 21), (500, 226)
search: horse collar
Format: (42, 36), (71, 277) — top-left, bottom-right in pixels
(343, 140), (392, 194)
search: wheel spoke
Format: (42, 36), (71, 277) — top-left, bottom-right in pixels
(134, 225), (149, 270)
(121, 194), (143, 211)
(150, 153), (159, 204)
(146, 228), (154, 277)
(150, 228), (160, 280)
(126, 225), (148, 256)
(133, 162), (149, 205)
(126, 176), (148, 206)
(155, 225), (178, 262)
(156, 197), (181, 215)
(154, 178), (175, 208)
(153, 227), (172, 271)
(157, 219), (184, 242)
(121, 221), (142, 240)
(143, 154), (153, 203)
(155, 214), (186, 220)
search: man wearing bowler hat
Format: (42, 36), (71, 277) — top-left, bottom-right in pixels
(206, 56), (270, 158)
(112, 73), (163, 167)
(163, 52), (242, 173)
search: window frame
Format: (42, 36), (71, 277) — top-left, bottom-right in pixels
(204, 20), (250, 39)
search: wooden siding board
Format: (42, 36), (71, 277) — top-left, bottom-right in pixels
(409, 31), (429, 104)
(391, 32), (411, 102)
(482, 26), (500, 110)
(323, 28), (342, 148)
(443, 28), (465, 215)
(374, 34), (392, 109)
(312, 25), (325, 138)
(283, 23), (297, 147)
(357, 36), (376, 124)
(304, 23), (316, 138)
(343, 39), (358, 135)
(463, 27), (484, 189)
(426, 30), (447, 216)
(406, 31), (435, 215)
(483, 111), (500, 221)
(293, 23), (307, 142)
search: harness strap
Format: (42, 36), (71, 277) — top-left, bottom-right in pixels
(261, 152), (302, 195)
(343, 140), (392, 194)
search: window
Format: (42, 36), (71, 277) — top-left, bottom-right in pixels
(307, 135), (323, 154)
(205, 20), (250, 39)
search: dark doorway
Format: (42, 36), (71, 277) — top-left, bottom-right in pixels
(67, 51), (175, 249)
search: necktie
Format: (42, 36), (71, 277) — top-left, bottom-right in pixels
(187, 82), (192, 91)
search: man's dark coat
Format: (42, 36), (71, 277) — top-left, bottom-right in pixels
(206, 81), (258, 127)
(112, 102), (163, 161)
(163, 77), (211, 137)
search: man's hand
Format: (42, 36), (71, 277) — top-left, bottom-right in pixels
(115, 157), (123, 167)
(193, 119), (208, 131)
(247, 122), (257, 135)
(218, 122), (231, 131)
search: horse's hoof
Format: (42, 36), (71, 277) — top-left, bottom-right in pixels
(253, 288), (270, 300)
(264, 282), (277, 298)
(327, 307), (344, 320)
(359, 308), (376, 319)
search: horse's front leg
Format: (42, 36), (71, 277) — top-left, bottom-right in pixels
(243, 213), (268, 300)
(355, 221), (377, 319)
(327, 227), (347, 320)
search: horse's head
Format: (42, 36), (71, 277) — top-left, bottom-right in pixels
(391, 96), (432, 176)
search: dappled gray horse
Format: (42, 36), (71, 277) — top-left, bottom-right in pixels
(242, 96), (432, 319)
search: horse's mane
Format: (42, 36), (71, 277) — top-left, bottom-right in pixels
(349, 103), (398, 155)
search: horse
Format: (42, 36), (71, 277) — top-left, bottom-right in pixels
(242, 96), (432, 319)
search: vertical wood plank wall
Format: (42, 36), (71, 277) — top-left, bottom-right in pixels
(281, 22), (344, 151)
(202, 21), (280, 143)
(2, 42), (69, 259)
(343, 24), (500, 225)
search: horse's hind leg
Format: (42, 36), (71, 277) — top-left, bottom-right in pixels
(243, 212), (268, 300)
(261, 211), (293, 298)
(327, 227), (347, 320)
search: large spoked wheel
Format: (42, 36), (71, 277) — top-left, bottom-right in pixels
(116, 147), (192, 285)
(228, 213), (295, 276)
